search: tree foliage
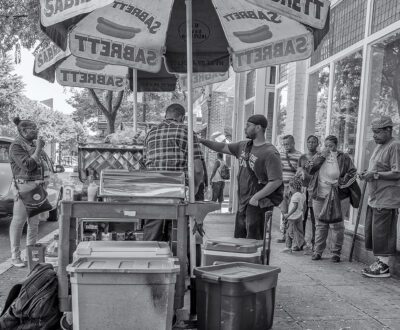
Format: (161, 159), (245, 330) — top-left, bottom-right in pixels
(0, 55), (25, 126)
(0, 0), (45, 53)
(1, 95), (86, 146)
(67, 88), (185, 135)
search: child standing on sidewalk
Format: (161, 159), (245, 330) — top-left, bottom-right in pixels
(282, 176), (306, 253)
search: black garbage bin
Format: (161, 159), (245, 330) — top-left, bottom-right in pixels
(194, 262), (281, 330)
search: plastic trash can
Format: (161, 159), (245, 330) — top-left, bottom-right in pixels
(202, 237), (263, 266)
(67, 258), (180, 330)
(73, 240), (172, 260)
(194, 262), (281, 330)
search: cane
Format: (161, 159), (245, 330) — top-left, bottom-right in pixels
(349, 179), (367, 262)
(262, 211), (273, 265)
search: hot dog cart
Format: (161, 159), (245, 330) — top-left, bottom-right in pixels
(58, 143), (219, 315)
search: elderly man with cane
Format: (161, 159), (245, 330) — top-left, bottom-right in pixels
(360, 116), (400, 278)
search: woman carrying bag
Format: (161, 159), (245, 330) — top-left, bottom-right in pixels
(305, 135), (358, 263)
(8, 117), (52, 268)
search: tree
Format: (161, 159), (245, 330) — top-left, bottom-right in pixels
(68, 88), (184, 135)
(0, 55), (25, 131)
(0, 0), (44, 53)
(68, 89), (133, 134)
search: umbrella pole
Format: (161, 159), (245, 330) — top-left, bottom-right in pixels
(132, 69), (138, 132)
(185, 0), (196, 277)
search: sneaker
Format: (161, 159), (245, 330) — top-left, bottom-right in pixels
(11, 258), (26, 268)
(276, 237), (286, 243)
(281, 247), (292, 253)
(311, 253), (321, 261)
(362, 260), (390, 278)
(331, 255), (340, 263)
(292, 246), (301, 251)
(362, 259), (379, 273)
(303, 245), (313, 255)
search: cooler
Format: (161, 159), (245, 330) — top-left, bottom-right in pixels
(67, 258), (180, 330)
(73, 241), (172, 260)
(202, 237), (263, 266)
(194, 262), (281, 330)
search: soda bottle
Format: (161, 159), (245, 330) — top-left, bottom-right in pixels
(45, 233), (59, 271)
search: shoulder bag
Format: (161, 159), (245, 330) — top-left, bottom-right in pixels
(12, 142), (52, 218)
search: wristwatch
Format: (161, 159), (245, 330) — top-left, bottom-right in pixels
(374, 171), (380, 180)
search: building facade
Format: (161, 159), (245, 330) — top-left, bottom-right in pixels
(234, 0), (400, 275)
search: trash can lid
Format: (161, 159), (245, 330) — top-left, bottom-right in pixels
(75, 241), (172, 257)
(67, 257), (180, 274)
(204, 237), (263, 253)
(194, 262), (280, 283)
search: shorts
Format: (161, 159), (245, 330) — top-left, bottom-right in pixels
(365, 206), (398, 256)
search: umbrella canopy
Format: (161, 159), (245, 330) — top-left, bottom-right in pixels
(39, 0), (330, 74)
(33, 40), (177, 92)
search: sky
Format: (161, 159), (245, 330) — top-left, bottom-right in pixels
(12, 47), (74, 114)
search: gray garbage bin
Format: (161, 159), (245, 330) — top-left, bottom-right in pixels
(194, 262), (281, 330)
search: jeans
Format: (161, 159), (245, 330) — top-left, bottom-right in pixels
(313, 198), (348, 257)
(211, 181), (225, 203)
(234, 204), (273, 240)
(10, 182), (41, 260)
(303, 190), (316, 247)
(286, 216), (305, 249)
(278, 184), (290, 237)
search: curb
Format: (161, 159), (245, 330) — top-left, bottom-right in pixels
(0, 229), (59, 275)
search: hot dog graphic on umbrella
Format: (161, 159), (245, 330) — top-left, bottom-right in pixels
(96, 17), (141, 39)
(233, 25), (273, 43)
(75, 58), (107, 71)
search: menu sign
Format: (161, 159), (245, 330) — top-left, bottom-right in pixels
(56, 55), (128, 91)
(245, 0), (330, 29)
(69, 0), (173, 73)
(179, 72), (229, 91)
(34, 41), (70, 74)
(212, 0), (313, 72)
(40, 0), (114, 27)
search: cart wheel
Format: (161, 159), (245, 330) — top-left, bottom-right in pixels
(60, 314), (73, 330)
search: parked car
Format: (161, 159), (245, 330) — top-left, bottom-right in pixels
(0, 137), (64, 221)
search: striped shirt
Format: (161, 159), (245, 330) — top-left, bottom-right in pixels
(144, 119), (203, 173)
(280, 150), (302, 184)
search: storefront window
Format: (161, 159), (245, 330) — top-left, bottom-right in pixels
(275, 86), (288, 148)
(359, 32), (400, 227)
(279, 64), (288, 83)
(331, 50), (363, 160)
(305, 66), (330, 145)
(245, 70), (256, 99)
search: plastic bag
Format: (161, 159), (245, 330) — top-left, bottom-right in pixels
(318, 186), (343, 224)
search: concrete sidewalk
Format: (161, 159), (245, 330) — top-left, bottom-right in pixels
(1, 211), (400, 329)
(203, 211), (400, 330)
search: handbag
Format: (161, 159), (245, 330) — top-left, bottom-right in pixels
(14, 180), (53, 218)
(244, 141), (284, 208)
(11, 140), (53, 218)
(348, 180), (361, 208)
(318, 185), (343, 224)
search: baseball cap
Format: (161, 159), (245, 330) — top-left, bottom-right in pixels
(371, 116), (395, 129)
(247, 114), (268, 129)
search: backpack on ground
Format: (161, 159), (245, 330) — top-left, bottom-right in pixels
(219, 162), (230, 180)
(0, 263), (61, 330)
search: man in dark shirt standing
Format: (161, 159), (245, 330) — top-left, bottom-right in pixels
(199, 114), (283, 240)
(143, 103), (204, 241)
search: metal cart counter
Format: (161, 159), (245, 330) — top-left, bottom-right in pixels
(57, 200), (219, 312)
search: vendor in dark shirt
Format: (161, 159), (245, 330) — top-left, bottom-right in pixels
(199, 114), (283, 240)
